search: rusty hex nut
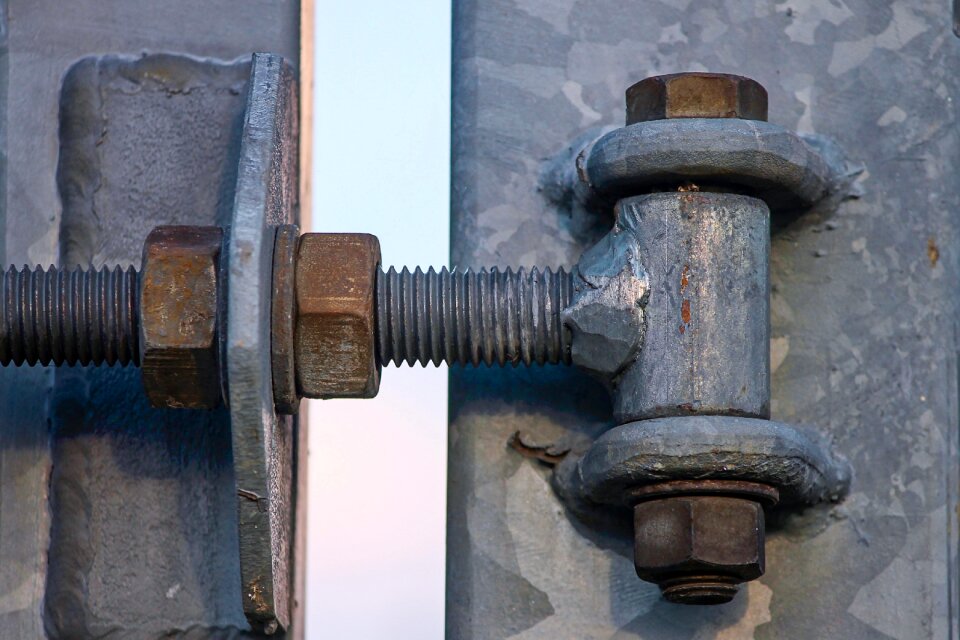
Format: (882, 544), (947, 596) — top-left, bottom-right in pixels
(139, 226), (223, 409)
(633, 495), (765, 604)
(294, 233), (381, 399)
(626, 73), (768, 125)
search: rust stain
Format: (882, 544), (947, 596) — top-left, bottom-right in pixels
(680, 264), (690, 292)
(681, 299), (691, 325)
(508, 431), (571, 466)
(677, 182), (700, 192)
(247, 576), (270, 614)
(927, 237), (939, 267)
(679, 323), (686, 335)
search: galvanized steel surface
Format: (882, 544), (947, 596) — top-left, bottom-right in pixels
(556, 416), (850, 509)
(563, 227), (647, 379)
(448, 1), (960, 638)
(585, 118), (838, 212)
(612, 192), (770, 423)
(225, 52), (299, 634)
(0, 2), (302, 636)
(42, 53), (259, 639)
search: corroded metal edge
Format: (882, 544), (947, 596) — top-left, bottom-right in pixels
(271, 224), (300, 415)
(555, 415), (851, 509)
(226, 52), (299, 634)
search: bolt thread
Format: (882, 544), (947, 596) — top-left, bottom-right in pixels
(376, 266), (573, 367)
(0, 264), (140, 366)
(659, 575), (740, 606)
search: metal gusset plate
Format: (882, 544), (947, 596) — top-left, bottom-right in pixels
(226, 52), (300, 634)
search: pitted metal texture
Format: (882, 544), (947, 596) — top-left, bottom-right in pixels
(584, 118), (839, 212)
(561, 213), (648, 379)
(447, 1), (959, 636)
(555, 416), (851, 509)
(608, 191), (771, 423)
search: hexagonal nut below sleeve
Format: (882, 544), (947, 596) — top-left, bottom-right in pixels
(139, 226), (223, 409)
(295, 233), (381, 399)
(633, 495), (765, 586)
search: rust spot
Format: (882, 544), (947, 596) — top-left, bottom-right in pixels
(681, 299), (691, 325)
(679, 323), (686, 335)
(139, 226), (222, 409)
(677, 182), (700, 192)
(927, 237), (939, 267)
(508, 431), (571, 466)
(676, 403), (696, 413)
(247, 576), (270, 615)
(680, 264), (690, 292)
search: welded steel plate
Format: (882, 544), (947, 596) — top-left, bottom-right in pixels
(226, 52), (300, 634)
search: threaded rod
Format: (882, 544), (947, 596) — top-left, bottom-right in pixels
(0, 265), (140, 366)
(376, 266), (573, 367)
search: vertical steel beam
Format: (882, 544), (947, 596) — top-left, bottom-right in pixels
(0, 2), (303, 638)
(449, 1), (960, 637)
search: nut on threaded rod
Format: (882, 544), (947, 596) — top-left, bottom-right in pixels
(0, 264), (139, 366)
(376, 266), (573, 367)
(0, 225), (224, 411)
(0, 230), (577, 409)
(289, 233), (574, 402)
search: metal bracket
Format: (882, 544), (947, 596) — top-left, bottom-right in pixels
(225, 52), (300, 634)
(554, 75), (859, 603)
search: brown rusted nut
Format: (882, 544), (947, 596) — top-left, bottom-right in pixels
(633, 495), (765, 605)
(294, 233), (381, 399)
(626, 72), (768, 125)
(139, 226), (223, 409)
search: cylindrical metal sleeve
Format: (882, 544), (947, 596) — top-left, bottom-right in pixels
(376, 266), (573, 367)
(614, 192), (770, 422)
(0, 264), (140, 366)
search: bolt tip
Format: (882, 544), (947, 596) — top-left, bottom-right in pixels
(660, 575), (740, 605)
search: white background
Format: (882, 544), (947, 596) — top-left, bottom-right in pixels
(305, 1), (451, 638)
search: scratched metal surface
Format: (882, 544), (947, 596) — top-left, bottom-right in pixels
(0, 1), (300, 638)
(448, 1), (960, 638)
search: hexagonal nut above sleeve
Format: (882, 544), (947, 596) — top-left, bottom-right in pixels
(139, 226), (224, 409)
(626, 73), (767, 124)
(295, 233), (381, 399)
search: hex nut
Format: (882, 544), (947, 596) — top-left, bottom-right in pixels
(633, 495), (765, 587)
(139, 226), (223, 409)
(294, 233), (381, 399)
(626, 73), (768, 125)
